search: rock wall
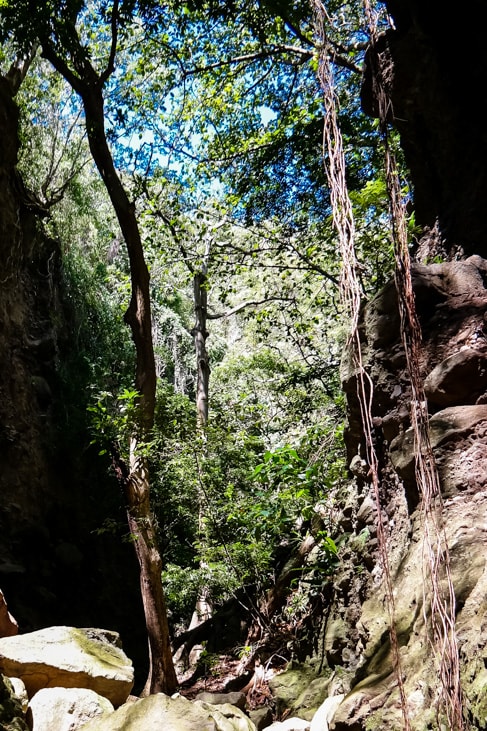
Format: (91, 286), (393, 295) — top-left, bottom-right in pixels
(0, 76), (63, 599)
(351, 9), (487, 721)
(327, 257), (487, 729)
(0, 76), (148, 691)
(362, 1), (487, 258)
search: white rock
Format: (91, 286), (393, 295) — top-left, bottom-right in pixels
(9, 676), (29, 712)
(0, 626), (133, 706)
(80, 692), (258, 730)
(309, 694), (344, 731)
(264, 718), (310, 730)
(27, 687), (114, 731)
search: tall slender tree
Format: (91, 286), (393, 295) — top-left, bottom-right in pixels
(0, 0), (177, 695)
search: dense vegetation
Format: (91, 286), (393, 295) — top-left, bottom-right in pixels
(0, 0), (397, 691)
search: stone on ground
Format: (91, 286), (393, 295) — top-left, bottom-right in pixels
(0, 626), (133, 707)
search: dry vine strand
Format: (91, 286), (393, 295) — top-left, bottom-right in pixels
(362, 2), (464, 728)
(310, 2), (411, 727)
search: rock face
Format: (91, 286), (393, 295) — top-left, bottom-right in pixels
(0, 70), (148, 692)
(0, 627), (134, 707)
(390, 404), (487, 502)
(0, 78), (61, 593)
(362, 1), (487, 258)
(331, 257), (487, 729)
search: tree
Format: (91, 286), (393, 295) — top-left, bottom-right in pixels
(0, 0), (177, 695)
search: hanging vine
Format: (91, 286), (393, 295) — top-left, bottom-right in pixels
(310, 2), (411, 728)
(361, 3), (464, 728)
(312, 0), (465, 728)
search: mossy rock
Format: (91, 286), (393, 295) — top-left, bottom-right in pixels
(0, 675), (29, 731)
(269, 662), (343, 720)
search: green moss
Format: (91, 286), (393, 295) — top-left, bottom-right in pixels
(467, 667), (487, 726)
(70, 629), (127, 670)
(364, 704), (440, 730)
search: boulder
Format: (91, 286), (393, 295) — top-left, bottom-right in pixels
(27, 687), (114, 731)
(9, 676), (28, 712)
(309, 694), (344, 731)
(196, 700), (258, 731)
(78, 692), (258, 730)
(249, 706), (273, 730)
(269, 663), (319, 720)
(0, 627), (133, 707)
(269, 664), (342, 722)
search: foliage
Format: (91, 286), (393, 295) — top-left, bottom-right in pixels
(0, 0), (404, 664)
(251, 445), (321, 529)
(11, 50), (134, 398)
(154, 370), (346, 628)
(88, 387), (142, 455)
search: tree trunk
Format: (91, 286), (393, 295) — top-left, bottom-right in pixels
(81, 84), (177, 696)
(40, 42), (177, 695)
(191, 268), (210, 429)
(187, 264), (213, 645)
(125, 438), (177, 696)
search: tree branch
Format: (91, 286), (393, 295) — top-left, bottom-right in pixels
(207, 295), (294, 320)
(184, 45), (313, 77)
(326, 41), (363, 75)
(5, 46), (38, 96)
(40, 41), (84, 95)
(280, 15), (314, 49)
(100, 0), (120, 84)
(145, 192), (195, 275)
